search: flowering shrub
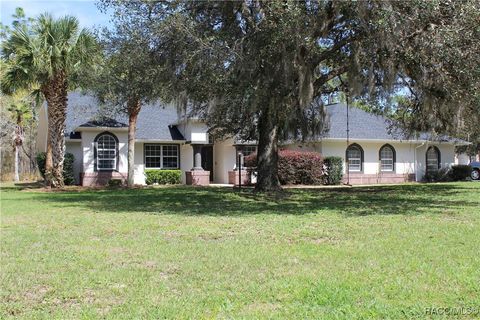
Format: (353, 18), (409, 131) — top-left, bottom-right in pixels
(244, 149), (324, 185)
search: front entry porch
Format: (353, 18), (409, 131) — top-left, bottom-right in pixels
(186, 144), (213, 186)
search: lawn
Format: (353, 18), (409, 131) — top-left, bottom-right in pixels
(1, 182), (479, 319)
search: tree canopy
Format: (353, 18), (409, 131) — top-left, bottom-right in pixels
(89, 11), (167, 186)
(108, 0), (480, 189)
(1, 11), (100, 187)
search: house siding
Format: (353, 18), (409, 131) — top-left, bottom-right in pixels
(62, 133), (457, 186)
(321, 140), (455, 183)
(80, 130), (128, 186)
(213, 139), (236, 184)
(414, 143), (455, 180)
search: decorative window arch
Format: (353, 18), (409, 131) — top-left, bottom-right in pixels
(426, 146), (441, 173)
(346, 143), (364, 172)
(379, 144), (396, 172)
(94, 132), (118, 171)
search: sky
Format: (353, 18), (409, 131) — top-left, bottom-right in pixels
(1, 0), (112, 30)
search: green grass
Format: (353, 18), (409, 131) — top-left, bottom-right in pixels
(1, 182), (479, 319)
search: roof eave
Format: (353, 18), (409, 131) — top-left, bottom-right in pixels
(320, 137), (464, 145)
(135, 139), (186, 143)
(75, 126), (129, 132)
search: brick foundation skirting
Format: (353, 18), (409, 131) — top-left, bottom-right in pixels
(228, 170), (251, 186)
(343, 173), (415, 185)
(185, 170), (210, 186)
(80, 172), (127, 186)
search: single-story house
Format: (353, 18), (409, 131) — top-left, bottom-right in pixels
(36, 92), (468, 186)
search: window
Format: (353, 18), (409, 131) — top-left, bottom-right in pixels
(346, 144), (363, 172)
(162, 145), (179, 168)
(241, 145), (257, 157)
(145, 145), (162, 168)
(95, 133), (117, 171)
(379, 144), (395, 172)
(144, 144), (179, 169)
(426, 146), (440, 173)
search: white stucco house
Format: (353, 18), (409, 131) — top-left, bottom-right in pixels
(36, 92), (468, 186)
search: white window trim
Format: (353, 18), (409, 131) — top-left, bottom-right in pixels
(426, 147), (440, 173)
(380, 147), (394, 172)
(347, 147), (362, 172)
(96, 136), (117, 171)
(242, 145), (257, 157)
(144, 144), (179, 169)
(348, 160), (362, 172)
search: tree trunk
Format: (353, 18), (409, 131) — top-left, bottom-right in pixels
(45, 135), (53, 186)
(42, 71), (68, 188)
(13, 124), (23, 182)
(255, 102), (281, 192)
(127, 100), (141, 187)
(14, 144), (20, 182)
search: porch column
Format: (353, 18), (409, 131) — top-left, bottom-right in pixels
(186, 144), (210, 186)
(192, 144), (203, 170)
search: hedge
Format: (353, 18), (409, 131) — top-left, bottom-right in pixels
(323, 156), (344, 185)
(145, 169), (182, 185)
(424, 165), (472, 182)
(36, 152), (76, 185)
(244, 150), (324, 185)
(423, 167), (452, 182)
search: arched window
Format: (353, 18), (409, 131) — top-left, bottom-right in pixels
(426, 146), (441, 173)
(379, 144), (396, 172)
(346, 144), (363, 172)
(94, 132), (118, 171)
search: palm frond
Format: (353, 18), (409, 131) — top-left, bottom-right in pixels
(2, 12), (100, 94)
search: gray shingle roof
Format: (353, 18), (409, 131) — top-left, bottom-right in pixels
(63, 93), (465, 144)
(65, 92), (184, 141)
(322, 103), (408, 140)
(322, 103), (466, 144)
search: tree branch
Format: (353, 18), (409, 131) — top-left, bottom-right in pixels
(313, 33), (358, 65)
(313, 65), (348, 93)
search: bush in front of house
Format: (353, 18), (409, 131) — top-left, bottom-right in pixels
(145, 169), (182, 185)
(243, 150), (324, 185)
(36, 152), (76, 185)
(423, 167), (452, 182)
(449, 165), (472, 181)
(323, 156), (344, 185)
(424, 165), (472, 183)
(107, 179), (123, 188)
(36, 152), (47, 178)
(62, 153), (76, 185)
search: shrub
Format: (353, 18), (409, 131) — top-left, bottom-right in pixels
(450, 165), (471, 181)
(323, 156), (344, 185)
(36, 152), (76, 185)
(145, 169), (182, 185)
(423, 167), (452, 182)
(36, 152), (46, 178)
(63, 153), (75, 185)
(243, 153), (257, 168)
(107, 179), (123, 187)
(243, 150), (324, 185)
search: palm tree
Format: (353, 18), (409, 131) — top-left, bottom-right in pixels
(7, 93), (32, 182)
(1, 13), (99, 187)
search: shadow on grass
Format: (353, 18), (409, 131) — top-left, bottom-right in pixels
(11, 182), (477, 217)
(0, 181), (46, 190)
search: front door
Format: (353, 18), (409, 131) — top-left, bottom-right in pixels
(201, 146), (214, 181)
